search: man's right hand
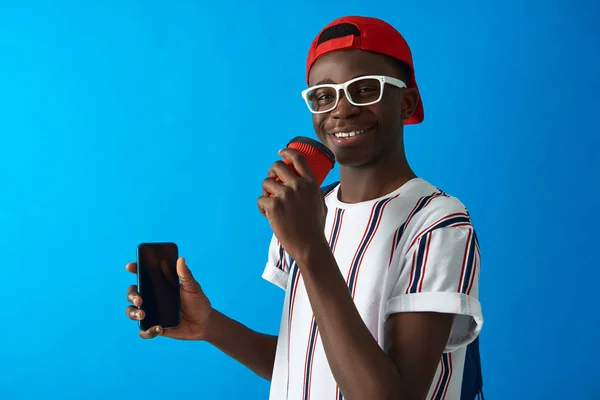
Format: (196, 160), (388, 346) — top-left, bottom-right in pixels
(125, 257), (213, 340)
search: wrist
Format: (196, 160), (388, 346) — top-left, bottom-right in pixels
(294, 237), (332, 271)
(201, 307), (219, 343)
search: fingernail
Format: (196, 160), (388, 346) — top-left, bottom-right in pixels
(132, 297), (138, 306)
(135, 311), (141, 319)
(155, 327), (161, 333)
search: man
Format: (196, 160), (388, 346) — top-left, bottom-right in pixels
(125, 16), (484, 400)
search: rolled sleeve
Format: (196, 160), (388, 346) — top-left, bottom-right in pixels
(385, 225), (483, 351)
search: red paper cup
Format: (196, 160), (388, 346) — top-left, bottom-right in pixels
(284, 136), (335, 185)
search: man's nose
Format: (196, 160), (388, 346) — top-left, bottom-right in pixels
(330, 90), (359, 119)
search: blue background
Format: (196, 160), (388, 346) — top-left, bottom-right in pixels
(0, 0), (598, 399)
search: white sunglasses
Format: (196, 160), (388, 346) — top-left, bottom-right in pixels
(301, 75), (407, 114)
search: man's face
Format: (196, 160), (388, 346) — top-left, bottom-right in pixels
(307, 49), (418, 168)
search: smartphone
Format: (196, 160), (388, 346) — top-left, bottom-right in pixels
(136, 242), (180, 331)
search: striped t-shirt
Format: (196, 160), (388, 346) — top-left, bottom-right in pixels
(262, 177), (484, 400)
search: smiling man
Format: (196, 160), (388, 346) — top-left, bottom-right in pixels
(125, 15), (484, 400)
(257, 16), (484, 400)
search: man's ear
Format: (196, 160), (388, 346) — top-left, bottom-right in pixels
(401, 88), (420, 120)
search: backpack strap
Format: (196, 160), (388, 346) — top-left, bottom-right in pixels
(321, 181), (339, 196)
(461, 336), (485, 400)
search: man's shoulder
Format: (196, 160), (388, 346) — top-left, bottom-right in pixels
(318, 178), (473, 225)
(403, 179), (473, 229)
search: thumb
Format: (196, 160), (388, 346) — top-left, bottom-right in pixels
(176, 257), (202, 292)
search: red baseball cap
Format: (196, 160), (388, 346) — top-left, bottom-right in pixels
(306, 16), (424, 124)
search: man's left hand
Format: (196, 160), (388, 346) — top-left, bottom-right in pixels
(257, 148), (328, 262)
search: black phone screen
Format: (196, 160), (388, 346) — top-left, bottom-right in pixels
(137, 242), (180, 331)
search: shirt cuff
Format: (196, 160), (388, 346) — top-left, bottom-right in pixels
(385, 292), (483, 352)
(262, 263), (288, 291)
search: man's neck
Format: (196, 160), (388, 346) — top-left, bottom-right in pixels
(337, 156), (416, 204)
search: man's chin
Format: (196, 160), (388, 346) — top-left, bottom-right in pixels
(332, 150), (377, 169)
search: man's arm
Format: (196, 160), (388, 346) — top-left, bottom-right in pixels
(202, 233), (289, 380)
(297, 245), (454, 400)
(257, 149), (483, 399)
(204, 310), (278, 381)
(126, 258), (280, 382)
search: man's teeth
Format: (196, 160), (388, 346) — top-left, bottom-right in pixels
(333, 130), (365, 138)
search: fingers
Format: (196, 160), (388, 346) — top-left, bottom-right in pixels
(262, 176), (285, 197)
(257, 195), (276, 219)
(278, 149), (315, 181)
(257, 195), (268, 217)
(126, 261), (164, 340)
(126, 307), (161, 340)
(126, 289), (151, 339)
(268, 160), (297, 183)
(139, 325), (163, 340)
(126, 305), (145, 321)
(126, 284), (143, 306)
(176, 258), (202, 293)
(126, 262), (137, 274)
(262, 169), (278, 197)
